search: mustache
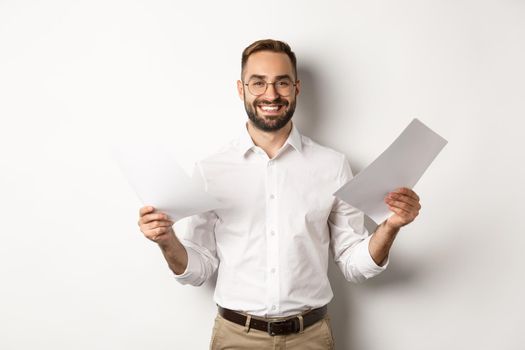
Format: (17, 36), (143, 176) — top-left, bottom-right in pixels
(254, 98), (288, 106)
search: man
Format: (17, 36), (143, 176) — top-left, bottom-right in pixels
(137, 39), (421, 349)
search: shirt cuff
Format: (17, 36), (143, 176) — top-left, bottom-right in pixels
(171, 245), (201, 285)
(352, 235), (389, 279)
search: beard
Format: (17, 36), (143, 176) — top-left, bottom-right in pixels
(243, 95), (296, 132)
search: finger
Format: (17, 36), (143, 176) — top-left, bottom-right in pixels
(388, 203), (419, 221)
(385, 197), (420, 211)
(140, 212), (169, 225)
(387, 204), (412, 218)
(139, 206), (155, 216)
(144, 220), (174, 230)
(145, 226), (169, 240)
(388, 192), (421, 209)
(393, 187), (420, 202)
(392, 187), (417, 201)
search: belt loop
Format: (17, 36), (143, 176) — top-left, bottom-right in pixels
(297, 315), (304, 333)
(244, 314), (252, 333)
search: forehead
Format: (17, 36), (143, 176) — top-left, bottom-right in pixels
(244, 51), (294, 80)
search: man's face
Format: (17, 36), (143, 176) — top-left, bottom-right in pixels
(237, 51), (301, 132)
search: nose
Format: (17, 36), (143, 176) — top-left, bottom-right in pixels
(263, 82), (279, 99)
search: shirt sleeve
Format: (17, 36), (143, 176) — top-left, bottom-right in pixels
(172, 161), (220, 286)
(328, 155), (389, 283)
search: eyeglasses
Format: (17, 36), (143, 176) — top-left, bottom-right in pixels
(244, 78), (297, 97)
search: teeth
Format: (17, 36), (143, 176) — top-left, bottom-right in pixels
(260, 105), (280, 111)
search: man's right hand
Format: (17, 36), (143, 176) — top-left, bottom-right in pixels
(138, 206), (175, 246)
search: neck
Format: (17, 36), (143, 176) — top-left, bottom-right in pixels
(246, 120), (293, 159)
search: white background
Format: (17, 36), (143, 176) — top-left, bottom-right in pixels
(1, 1), (524, 349)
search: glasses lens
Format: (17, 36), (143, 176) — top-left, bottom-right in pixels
(248, 80), (267, 95)
(274, 79), (292, 96)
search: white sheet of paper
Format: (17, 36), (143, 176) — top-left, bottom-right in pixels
(333, 118), (447, 224)
(111, 142), (223, 222)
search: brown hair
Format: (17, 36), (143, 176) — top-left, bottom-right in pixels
(241, 39), (297, 81)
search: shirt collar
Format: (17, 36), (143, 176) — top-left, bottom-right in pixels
(238, 121), (303, 157)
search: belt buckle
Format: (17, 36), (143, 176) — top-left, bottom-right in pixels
(267, 318), (299, 336)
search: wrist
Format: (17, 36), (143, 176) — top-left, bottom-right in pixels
(157, 229), (177, 250)
(382, 220), (401, 236)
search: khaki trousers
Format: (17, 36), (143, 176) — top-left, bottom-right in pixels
(209, 312), (335, 350)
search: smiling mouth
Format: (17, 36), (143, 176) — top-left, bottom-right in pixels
(257, 104), (285, 114)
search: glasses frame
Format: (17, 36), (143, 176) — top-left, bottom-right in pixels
(243, 79), (298, 97)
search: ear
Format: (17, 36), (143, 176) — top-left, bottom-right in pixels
(237, 80), (244, 100)
(295, 80), (301, 97)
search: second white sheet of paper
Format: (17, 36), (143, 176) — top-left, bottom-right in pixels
(111, 141), (223, 222)
(333, 118), (448, 225)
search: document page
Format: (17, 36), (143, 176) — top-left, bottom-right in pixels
(333, 118), (447, 224)
(111, 142), (223, 222)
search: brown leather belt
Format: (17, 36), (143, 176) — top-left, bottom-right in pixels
(217, 304), (328, 336)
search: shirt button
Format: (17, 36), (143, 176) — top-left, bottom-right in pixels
(271, 305), (276, 310)
(270, 268), (276, 273)
(269, 194), (275, 199)
(270, 230), (275, 236)
(268, 160), (274, 166)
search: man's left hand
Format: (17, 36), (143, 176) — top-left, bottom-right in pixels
(384, 187), (421, 229)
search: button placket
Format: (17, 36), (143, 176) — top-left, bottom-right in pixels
(266, 158), (280, 314)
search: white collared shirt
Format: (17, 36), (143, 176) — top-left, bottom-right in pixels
(173, 121), (388, 317)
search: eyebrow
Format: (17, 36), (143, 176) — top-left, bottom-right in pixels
(247, 74), (293, 81)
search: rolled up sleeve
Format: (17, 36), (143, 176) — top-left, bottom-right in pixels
(172, 162), (219, 286)
(328, 155), (389, 283)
